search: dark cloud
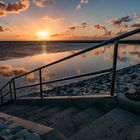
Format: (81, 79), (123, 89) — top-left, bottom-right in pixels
(68, 26), (77, 30)
(94, 24), (111, 36)
(50, 34), (59, 37)
(131, 23), (140, 27)
(0, 0), (30, 16)
(80, 22), (88, 28)
(68, 22), (88, 30)
(94, 24), (106, 30)
(0, 25), (8, 32)
(106, 16), (133, 26)
(120, 16), (132, 22)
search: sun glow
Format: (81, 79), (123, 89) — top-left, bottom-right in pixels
(38, 31), (48, 39)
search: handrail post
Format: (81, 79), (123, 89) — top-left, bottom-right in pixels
(110, 40), (119, 96)
(12, 79), (17, 100)
(0, 90), (3, 105)
(39, 69), (43, 100)
(9, 82), (12, 101)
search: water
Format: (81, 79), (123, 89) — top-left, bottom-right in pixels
(0, 41), (140, 97)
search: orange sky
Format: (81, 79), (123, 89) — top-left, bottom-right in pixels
(0, 0), (140, 40)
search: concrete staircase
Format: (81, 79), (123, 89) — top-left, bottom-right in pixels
(0, 95), (140, 140)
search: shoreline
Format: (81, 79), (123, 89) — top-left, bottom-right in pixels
(29, 63), (140, 97)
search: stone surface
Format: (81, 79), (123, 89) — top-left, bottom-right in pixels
(70, 108), (140, 140)
(26, 64), (140, 97)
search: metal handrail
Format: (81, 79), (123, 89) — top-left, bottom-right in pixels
(15, 68), (112, 90)
(12, 28), (140, 79)
(0, 28), (140, 105)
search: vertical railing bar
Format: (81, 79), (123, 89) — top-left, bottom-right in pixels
(110, 40), (119, 96)
(39, 69), (43, 100)
(0, 90), (3, 105)
(9, 81), (12, 101)
(12, 79), (17, 100)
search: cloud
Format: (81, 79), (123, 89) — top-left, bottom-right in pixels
(67, 22), (88, 31)
(94, 24), (112, 36)
(80, 0), (88, 4)
(121, 16), (132, 22)
(131, 23), (140, 27)
(76, 4), (81, 10)
(94, 24), (106, 30)
(0, 25), (9, 32)
(76, 0), (89, 10)
(80, 22), (88, 28)
(33, 0), (52, 7)
(0, 0), (29, 17)
(106, 16), (132, 26)
(42, 16), (64, 23)
(50, 34), (59, 37)
(116, 31), (127, 36)
(133, 13), (140, 19)
(68, 26), (77, 30)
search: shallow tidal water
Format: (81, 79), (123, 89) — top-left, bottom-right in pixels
(0, 42), (139, 97)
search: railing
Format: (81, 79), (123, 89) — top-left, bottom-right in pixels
(0, 28), (140, 105)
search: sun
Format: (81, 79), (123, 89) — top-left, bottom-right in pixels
(38, 31), (48, 39)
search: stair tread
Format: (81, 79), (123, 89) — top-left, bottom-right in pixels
(39, 107), (80, 127)
(12, 106), (42, 116)
(0, 104), (33, 114)
(0, 104), (28, 111)
(18, 105), (50, 118)
(70, 108), (140, 140)
(126, 120), (140, 140)
(57, 107), (105, 138)
(29, 106), (64, 121)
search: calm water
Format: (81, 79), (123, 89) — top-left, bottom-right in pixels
(0, 41), (140, 96)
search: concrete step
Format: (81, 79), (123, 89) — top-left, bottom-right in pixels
(0, 112), (68, 140)
(39, 107), (80, 127)
(0, 104), (30, 113)
(57, 107), (105, 138)
(126, 120), (140, 140)
(11, 105), (42, 116)
(70, 108), (140, 140)
(18, 105), (50, 118)
(29, 106), (64, 122)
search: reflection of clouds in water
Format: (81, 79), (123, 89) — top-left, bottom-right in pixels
(41, 69), (56, 82)
(106, 55), (113, 61)
(129, 52), (140, 62)
(81, 53), (87, 58)
(118, 56), (130, 62)
(91, 44), (140, 63)
(76, 68), (81, 74)
(92, 46), (111, 56)
(0, 65), (34, 81)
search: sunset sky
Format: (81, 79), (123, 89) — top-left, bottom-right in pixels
(0, 0), (140, 40)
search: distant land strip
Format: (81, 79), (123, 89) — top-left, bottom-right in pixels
(0, 40), (140, 44)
